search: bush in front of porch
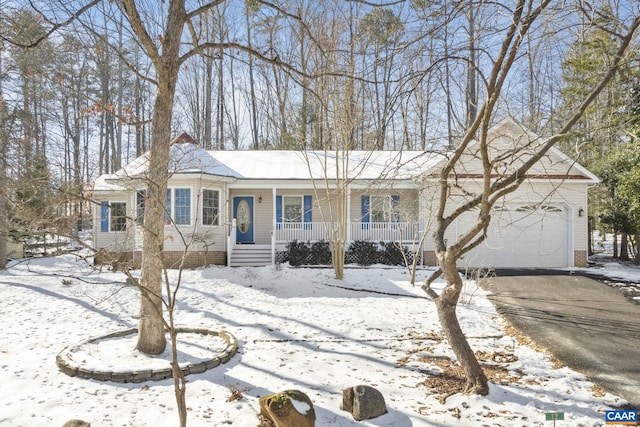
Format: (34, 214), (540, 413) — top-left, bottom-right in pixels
(279, 240), (414, 267)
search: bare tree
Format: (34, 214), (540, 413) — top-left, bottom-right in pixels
(0, 38), (7, 269)
(115, 0), (226, 354)
(244, 3), (260, 150)
(421, 3), (640, 395)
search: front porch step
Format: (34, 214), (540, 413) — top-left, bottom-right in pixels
(229, 246), (272, 267)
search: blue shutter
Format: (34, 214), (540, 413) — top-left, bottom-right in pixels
(276, 195), (282, 229)
(100, 201), (109, 232)
(303, 195), (312, 230)
(361, 195), (370, 229)
(391, 195), (400, 222)
(361, 195), (370, 222)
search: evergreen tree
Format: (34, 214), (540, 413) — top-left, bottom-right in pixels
(560, 12), (639, 257)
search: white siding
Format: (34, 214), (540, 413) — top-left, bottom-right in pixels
(421, 179), (590, 268)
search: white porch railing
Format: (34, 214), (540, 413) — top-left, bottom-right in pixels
(350, 222), (419, 243)
(275, 222), (330, 242)
(274, 221), (419, 243)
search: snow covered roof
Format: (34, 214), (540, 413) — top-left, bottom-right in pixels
(93, 118), (599, 192)
(202, 150), (444, 180)
(93, 144), (445, 191)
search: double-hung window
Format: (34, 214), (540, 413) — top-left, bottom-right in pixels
(283, 196), (303, 222)
(371, 196), (392, 222)
(361, 195), (400, 223)
(165, 188), (191, 225)
(100, 201), (127, 232)
(276, 195), (313, 228)
(202, 189), (219, 226)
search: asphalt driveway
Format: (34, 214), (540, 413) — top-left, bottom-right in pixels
(481, 272), (640, 410)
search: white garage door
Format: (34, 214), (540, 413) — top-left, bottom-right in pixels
(457, 204), (569, 268)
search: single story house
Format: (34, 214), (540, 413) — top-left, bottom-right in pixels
(92, 118), (598, 269)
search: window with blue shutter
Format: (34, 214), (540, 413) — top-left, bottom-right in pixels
(391, 195), (400, 222)
(276, 195), (282, 229)
(100, 201), (109, 232)
(361, 195), (370, 229)
(303, 195), (312, 230)
(110, 202), (127, 231)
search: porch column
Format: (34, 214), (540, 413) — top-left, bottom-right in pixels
(271, 187), (277, 266)
(346, 187), (351, 243)
(418, 189), (424, 266)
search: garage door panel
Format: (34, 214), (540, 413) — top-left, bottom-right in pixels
(457, 205), (568, 268)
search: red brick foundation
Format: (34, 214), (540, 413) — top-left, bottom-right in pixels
(422, 250), (437, 267)
(574, 250), (588, 267)
(96, 251), (226, 269)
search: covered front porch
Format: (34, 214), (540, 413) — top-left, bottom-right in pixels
(226, 187), (423, 267)
(227, 220), (422, 266)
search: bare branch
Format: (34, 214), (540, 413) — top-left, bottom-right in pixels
(0, 0), (101, 48)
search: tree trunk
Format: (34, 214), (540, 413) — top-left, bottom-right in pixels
(0, 193), (6, 269)
(0, 45), (7, 269)
(170, 324), (187, 427)
(136, 94), (171, 353)
(204, 48), (213, 149)
(131, 10), (183, 356)
(620, 233), (629, 261)
(437, 256), (489, 395)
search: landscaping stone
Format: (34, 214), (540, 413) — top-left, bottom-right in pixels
(56, 328), (238, 383)
(62, 419), (91, 427)
(258, 390), (315, 427)
(340, 384), (387, 421)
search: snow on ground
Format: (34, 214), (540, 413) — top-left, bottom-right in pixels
(0, 255), (631, 426)
(577, 233), (640, 301)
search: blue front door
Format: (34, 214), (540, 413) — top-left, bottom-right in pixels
(233, 196), (254, 243)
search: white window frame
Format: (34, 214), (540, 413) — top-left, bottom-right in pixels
(370, 196), (390, 222)
(370, 195), (400, 223)
(283, 195), (303, 223)
(202, 189), (220, 226)
(165, 187), (193, 226)
(109, 201), (127, 232)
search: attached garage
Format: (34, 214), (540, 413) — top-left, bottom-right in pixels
(457, 204), (570, 269)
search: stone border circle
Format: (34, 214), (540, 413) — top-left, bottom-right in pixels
(56, 327), (238, 383)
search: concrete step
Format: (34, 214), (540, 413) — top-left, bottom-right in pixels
(229, 246), (272, 267)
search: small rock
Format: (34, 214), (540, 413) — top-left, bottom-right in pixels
(62, 420), (91, 427)
(341, 384), (387, 421)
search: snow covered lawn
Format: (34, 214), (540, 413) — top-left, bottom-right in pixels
(0, 256), (628, 426)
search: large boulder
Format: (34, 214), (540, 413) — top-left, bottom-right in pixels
(340, 384), (387, 421)
(258, 389), (315, 427)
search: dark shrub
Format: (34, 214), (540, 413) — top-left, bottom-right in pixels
(287, 240), (310, 266)
(310, 240), (332, 265)
(348, 240), (379, 266)
(381, 242), (406, 266)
